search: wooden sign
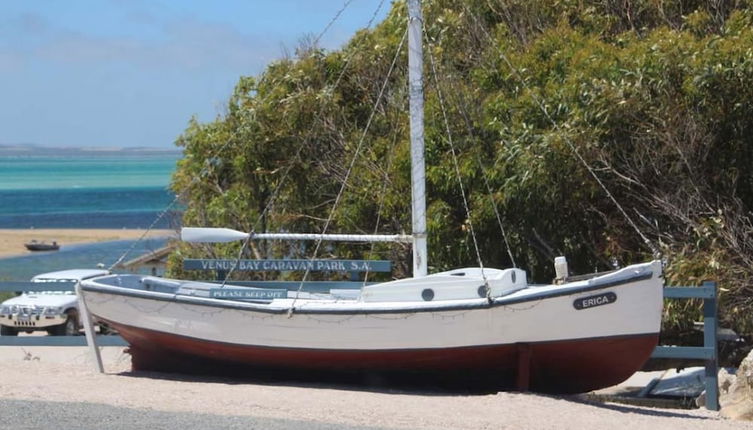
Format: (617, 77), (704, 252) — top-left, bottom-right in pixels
(209, 288), (287, 300)
(184, 259), (392, 273)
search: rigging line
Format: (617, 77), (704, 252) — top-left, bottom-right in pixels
(233, 0), (389, 284)
(219, 235), (251, 288)
(109, 2), (387, 272)
(424, 28), (488, 289)
(462, 5), (660, 258)
(288, 27), (409, 315)
(108, 158), (221, 271)
(431, 50), (517, 267)
(161, 0), (387, 279)
(477, 154), (517, 267)
(314, 0), (356, 46)
(363, 122), (401, 285)
(107, 199), (175, 271)
(247, 0), (388, 238)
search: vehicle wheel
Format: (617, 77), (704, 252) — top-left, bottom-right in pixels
(49, 310), (79, 336)
(0, 325), (18, 336)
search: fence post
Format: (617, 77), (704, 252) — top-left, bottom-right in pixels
(216, 269), (227, 282)
(702, 280), (719, 410)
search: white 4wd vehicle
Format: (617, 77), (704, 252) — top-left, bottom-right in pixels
(0, 269), (109, 336)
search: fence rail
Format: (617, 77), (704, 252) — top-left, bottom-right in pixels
(0, 281), (76, 292)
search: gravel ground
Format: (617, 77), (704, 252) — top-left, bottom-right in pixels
(0, 347), (751, 430)
(0, 399), (393, 430)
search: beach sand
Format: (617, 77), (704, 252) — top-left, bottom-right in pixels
(0, 229), (176, 259)
(0, 346), (748, 429)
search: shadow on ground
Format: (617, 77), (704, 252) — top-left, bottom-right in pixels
(116, 367), (717, 422)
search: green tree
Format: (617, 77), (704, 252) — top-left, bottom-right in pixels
(169, 0), (753, 337)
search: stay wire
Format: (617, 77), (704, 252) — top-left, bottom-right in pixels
(462, 5), (660, 258)
(363, 124), (401, 285)
(108, 149), (233, 271)
(476, 154), (517, 267)
(247, 0), (388, 240)
(113, 1), (387, 276)
(142, 0), (386, 281)
(424, 27), (489, 291)
(228, 0), (388, 285)
(289, 27), (409, 315)
(219, 235), (251, 288)
(429, 51), (517, 267)
(314, 0), (356, 46)
(107, 200), (177, 271)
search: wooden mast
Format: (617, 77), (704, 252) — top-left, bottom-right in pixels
(408, 0), (427, 277)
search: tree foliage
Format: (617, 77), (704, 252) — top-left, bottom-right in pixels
(169, 0), (753, 336)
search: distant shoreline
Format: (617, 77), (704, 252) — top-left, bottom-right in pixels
(0, 228), (176, 259)
(0, 143), (181, 158)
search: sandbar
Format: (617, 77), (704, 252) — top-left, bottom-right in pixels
(0, 228), (176, 259)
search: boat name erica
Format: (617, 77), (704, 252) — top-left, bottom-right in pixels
(573, 292), (617, 310)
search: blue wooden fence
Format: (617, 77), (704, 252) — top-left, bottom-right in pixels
(649, 281), (719, 410)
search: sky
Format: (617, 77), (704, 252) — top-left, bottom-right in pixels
(0, 0), (390, 149)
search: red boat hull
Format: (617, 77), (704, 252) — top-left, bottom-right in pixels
(108, 320), (658, 393)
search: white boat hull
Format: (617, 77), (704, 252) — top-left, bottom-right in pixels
(80, 261), (663, 393)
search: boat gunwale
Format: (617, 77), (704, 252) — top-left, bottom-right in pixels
(80, 270), (655, 315)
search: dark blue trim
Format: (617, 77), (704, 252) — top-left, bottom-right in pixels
(494, 272), (652, 307)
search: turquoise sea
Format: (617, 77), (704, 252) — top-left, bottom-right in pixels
(0, 156), (176, 191)
(0, 155), (180, 228)
(0, 153), (182, 279)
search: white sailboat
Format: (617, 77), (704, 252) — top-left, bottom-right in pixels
(79, 0), (663, 393)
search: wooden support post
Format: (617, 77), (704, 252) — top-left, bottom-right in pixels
(702, 281), (719, 411)
(516, 343), (532, 392)
(75, 283), (104, 373)
(216, 269), (227, 282)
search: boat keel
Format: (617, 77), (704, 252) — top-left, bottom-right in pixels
(109, 321), (658, 394)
